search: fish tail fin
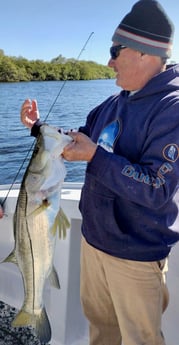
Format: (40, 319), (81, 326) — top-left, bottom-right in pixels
(12, 308), (51, 343)
(36, 307), (52, 343)
(12, 310), (34, 328)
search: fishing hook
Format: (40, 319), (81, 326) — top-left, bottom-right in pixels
(1, 31), (94, 208)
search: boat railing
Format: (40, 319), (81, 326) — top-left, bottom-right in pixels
(0, 183), (179, 345)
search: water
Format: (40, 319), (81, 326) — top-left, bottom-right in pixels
(0, 79), (119, 185)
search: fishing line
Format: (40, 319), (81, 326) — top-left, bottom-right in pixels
(44, 31), (94, 123)
(1, 31), (94, 208)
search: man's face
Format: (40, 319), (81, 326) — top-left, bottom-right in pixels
(108, 43), (165, 91)
(108, 43), (145, 91)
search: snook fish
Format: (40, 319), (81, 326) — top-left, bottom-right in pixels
(3, 124), (72, 343)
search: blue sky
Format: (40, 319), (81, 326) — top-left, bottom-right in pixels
(0, 0), (178, 65)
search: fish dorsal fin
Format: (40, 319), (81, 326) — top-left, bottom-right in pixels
(51, 207), (70, 239)
(2, 250), (17, 265)
(48, 266), (60, 289)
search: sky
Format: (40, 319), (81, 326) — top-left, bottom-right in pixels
(0, 0), (179, 65)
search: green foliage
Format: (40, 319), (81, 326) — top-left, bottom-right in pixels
(0, 53), (115, 82)
(0, 49), (4, 56)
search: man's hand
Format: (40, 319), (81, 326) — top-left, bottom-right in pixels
(0, 205), (4, 219)
(62, 132), (97, 162)
(20, 99), (40, 128)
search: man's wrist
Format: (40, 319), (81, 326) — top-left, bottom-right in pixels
(31, 119), (43, 137)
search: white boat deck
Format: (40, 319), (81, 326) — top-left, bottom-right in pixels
(0, 184), (179, 345)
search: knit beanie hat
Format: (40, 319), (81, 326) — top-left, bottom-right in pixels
(112, 0), (174, 58)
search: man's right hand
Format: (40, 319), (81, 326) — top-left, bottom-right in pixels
(20, 99), (40, 129)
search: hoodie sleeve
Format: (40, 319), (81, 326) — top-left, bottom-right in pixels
(87, 103), (179, 209)
(31, 120), (43, 137)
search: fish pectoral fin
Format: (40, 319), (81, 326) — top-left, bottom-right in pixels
(28, 201), (50, 217)
(2, 250), (17, 265)
(49, 266), (60, 289)
(51, 207), (70, 239)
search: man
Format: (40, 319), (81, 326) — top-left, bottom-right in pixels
(21, 1), (179, 344)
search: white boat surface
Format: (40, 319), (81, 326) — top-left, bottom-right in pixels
(0, 183), (178, 345)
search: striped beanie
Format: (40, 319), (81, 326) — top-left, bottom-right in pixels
(112, 0), (174, 58)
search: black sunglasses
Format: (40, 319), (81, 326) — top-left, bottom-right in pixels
(110, 44), (127, 60)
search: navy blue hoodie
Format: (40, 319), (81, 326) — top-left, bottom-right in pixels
(78, 64), (179, 261)
(32, 65), (179, 261)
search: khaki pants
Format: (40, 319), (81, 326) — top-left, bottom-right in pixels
(80, 236), (169, 345)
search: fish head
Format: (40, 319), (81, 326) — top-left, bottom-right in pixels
(40, 125), (72, 158)
(25, 125), (73, 200)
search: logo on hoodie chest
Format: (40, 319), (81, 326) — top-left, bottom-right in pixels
(97, 120), (121, 152)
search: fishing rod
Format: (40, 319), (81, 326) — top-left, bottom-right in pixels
(1, 31), (94, 208)
(44, 31), (94, 123)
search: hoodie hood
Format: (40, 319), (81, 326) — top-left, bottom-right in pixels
(130, 64), (179, 99)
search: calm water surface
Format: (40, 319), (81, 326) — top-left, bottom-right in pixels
(0, 79), (119, 185)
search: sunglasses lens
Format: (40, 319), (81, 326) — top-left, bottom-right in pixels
(110, 45), (126, 59)
(110, 46), (118, 59)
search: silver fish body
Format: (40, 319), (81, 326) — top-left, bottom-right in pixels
(3, 124), (72, 343)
